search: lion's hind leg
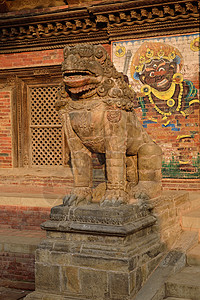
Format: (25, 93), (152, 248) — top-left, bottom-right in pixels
(128, 143), (162, 200)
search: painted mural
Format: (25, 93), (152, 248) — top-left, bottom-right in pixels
(112, 34), (199, 179)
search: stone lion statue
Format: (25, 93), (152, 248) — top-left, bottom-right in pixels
(55, 44), (162, 206)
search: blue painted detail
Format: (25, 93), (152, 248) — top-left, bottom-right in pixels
(142, 124), (147, 128)
(173, 55), (181, 65)
(172, 128), (180, 131)
(162, 123), (175, 128)
(134, 72), (140, 80)
(162, 122), (180, 131)
(143, 120), (157, 124)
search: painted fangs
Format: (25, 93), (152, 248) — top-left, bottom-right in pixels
(157, 78), (168, 87)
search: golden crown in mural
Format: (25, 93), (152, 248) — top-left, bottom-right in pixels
(131, 41), (183, 80)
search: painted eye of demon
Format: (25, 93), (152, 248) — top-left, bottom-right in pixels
(149, 71), (155, 77)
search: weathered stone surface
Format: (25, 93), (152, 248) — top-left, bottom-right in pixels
(79, 269), (108, 298)
(25, 191), (190, 300)
(25, 290), (88, 299)
(70, 254), (131, 272)
(165, 297), (191, 300)
(0, 287), (30, 299)
(35, 263), (61, 292)
(109, 272), (129, 297)
(133, 231), (198, 300)
(25, 200), (161, 299)
(138, 155), (162, 170)
(182, 208), (200, 229)
(187, 244), (200, 266)
(61, 266), (80, 294)
(165, 266), (200, 300)
(42, 203), (157, 237)
(55, 44), (162, 206)
(25, 291), (66, 299)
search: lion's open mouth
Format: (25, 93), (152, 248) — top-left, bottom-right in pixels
(63, 71), (101, 95)
(63, 71), (94, 87)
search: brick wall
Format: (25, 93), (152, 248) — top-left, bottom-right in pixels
(0, 91), (12, 168)
(0, 204), (49, 290)
(0, 205), (50, 230)
(0, 49), (63, 69)
(0, 44), (111, 70)
(162, 178), (200, 191)
(0, 252), (35, 290)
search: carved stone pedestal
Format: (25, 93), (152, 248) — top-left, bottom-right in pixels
(25, 203), (164, 300)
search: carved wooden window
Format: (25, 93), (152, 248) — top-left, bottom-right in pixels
(28, 85), (64, 167)
(0, 67), (65, 168)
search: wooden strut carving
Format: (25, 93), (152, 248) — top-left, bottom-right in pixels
(56, 44), (163, 207)
(0, 0), (199, 52)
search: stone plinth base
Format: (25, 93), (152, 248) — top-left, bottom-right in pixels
(25, 202), (163, 300)
(25, 192), (189, 300)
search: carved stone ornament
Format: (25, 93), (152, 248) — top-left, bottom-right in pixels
(44, 202), (156, 235)
(56, 44), (163, 207)
(0, 0), (199, 53)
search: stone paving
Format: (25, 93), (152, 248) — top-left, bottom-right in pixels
(0, 287), (31, 300)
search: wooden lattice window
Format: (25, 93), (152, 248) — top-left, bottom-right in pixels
(29, 85), (65, 167)
(6, 66), (65, 168)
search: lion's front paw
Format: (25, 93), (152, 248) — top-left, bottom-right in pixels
(100, 190), (128, 207)
(63, 187), (92, 206)
(129, 181), (162, 200)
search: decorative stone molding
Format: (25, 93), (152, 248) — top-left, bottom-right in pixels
(43, 202), (156, 236)
(0, 0), (198, 53)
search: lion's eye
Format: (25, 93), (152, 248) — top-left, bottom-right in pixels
(149, 71), (155, 77)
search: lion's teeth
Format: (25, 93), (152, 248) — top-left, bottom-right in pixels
(70, 84), (95, 94)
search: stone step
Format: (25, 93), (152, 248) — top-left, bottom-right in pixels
(165, 266), (200, 300)
(188, 192), (200, 210)
(182, 208), (200, 229)
(164, 298), (192, 300)
(187, 244), (200, 266)
(0, 287), (31, 300)
(163, 297), (192, 300)
(132, 231), (198, 300)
